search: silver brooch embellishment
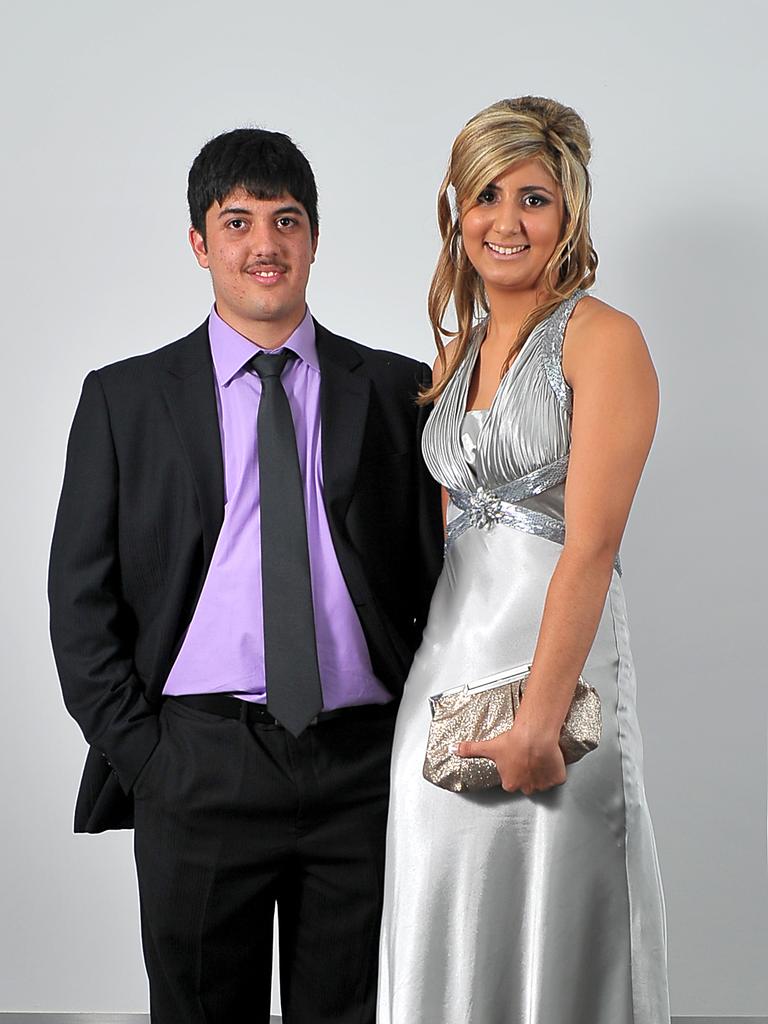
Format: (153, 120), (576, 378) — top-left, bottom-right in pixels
(467, 487), (505, 530)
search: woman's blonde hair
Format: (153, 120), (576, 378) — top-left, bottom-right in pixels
(421, 96), (597, 405)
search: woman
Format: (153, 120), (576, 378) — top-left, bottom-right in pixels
(377, 97), (670, 1023)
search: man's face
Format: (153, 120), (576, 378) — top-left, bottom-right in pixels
(190, 188), (318, 345)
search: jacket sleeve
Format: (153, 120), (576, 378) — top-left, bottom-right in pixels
(48, 370), (159, 794)
(412, 361), (444, 639)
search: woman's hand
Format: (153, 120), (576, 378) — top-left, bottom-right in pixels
(456, 722), (567, 795)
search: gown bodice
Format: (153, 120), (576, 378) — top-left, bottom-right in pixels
(422, 289), (584, 497)
(422, 291), (592, 555)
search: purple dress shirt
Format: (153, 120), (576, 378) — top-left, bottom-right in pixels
(163, 305), (391, 709)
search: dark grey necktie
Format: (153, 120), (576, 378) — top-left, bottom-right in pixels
(251, 349), (323, 735)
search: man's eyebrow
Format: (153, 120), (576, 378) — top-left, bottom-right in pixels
(217, 204), (306, 219)
(273, 204), (306, 218)
(218, 206), (251, 218)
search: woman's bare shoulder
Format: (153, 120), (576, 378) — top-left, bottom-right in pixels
(563, 295), (655, 384)
(570, 294), (642, 337)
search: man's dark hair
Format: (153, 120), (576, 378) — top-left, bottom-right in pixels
(187, 128), (319, 242)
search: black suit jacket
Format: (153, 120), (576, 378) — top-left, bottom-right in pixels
(48, 318), (443, 833)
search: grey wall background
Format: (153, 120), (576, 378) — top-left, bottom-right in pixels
(1, 0), (765, 1016)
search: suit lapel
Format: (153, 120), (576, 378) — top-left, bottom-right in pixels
(160, 321), (225, 565)
(315, 321), (371, 523)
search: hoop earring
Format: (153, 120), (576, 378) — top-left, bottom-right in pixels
(449, 225), (467, 270)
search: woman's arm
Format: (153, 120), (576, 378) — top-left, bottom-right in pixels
(458, 300), (659, 794)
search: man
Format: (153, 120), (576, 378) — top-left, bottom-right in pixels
(48, 128), (443, 1024)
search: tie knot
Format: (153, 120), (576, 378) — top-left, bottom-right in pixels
(250, 349), (295, 380)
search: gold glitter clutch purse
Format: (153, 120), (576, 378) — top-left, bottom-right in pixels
(423, 663), (602, 792)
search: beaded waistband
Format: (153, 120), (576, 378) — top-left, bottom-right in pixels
(446, 455), (621, 575)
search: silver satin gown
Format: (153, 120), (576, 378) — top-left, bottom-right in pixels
(377, 292), (670, 1023)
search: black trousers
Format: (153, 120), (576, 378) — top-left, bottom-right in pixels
(133, 697), (396, 1024)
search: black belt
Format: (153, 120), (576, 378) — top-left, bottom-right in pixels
(166, 693), (396, 728)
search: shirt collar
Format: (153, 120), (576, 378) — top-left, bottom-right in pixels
(208, 305), (319, 386)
